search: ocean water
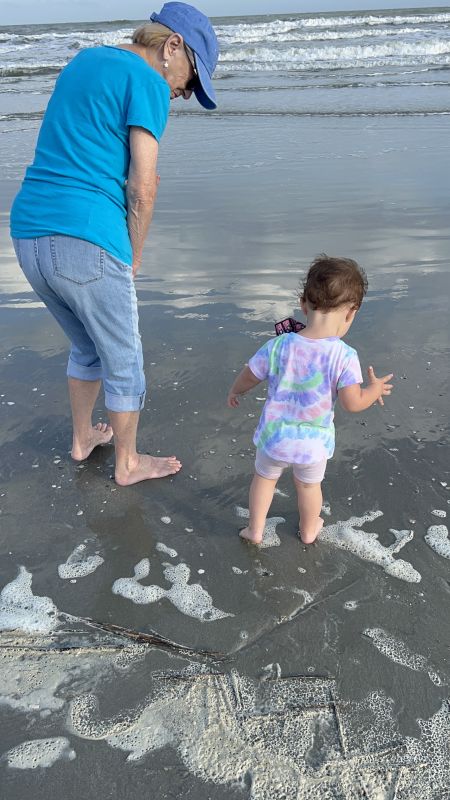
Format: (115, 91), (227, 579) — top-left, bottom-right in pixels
(1, 8), (450, 144)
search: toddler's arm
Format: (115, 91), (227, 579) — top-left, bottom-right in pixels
(227, 366), (262, 408)
(339, 366), (393, 412)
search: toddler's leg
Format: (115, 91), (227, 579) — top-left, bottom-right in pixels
(240, 473), (278, 545)
(294, 479), (323, 544)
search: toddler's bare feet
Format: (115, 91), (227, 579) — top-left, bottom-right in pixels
(299, 516), (324, 545)
(239, 526), (263, 545)
(115, 454), (182, 486)
(71, 423), (114, 461)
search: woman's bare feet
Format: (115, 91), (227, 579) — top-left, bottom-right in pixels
(71, 422), (114, 461)
(115, 454), (182, 486)
(299, 516), (324, 545)
(239, 526), (263, 545)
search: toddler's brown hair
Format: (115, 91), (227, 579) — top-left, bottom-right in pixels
(301, 254), (368, 311)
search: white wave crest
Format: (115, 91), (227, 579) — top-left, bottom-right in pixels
(0, 28), (133, 44)
(216, 19), (302, 41)
(296, 12), (450, 28)
(2, 14), (449, 79)
(218, 39), (450, 68)
(218, 25), (427, 46)
(0, 61), (67, 75)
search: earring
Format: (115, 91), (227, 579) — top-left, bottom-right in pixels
(163, 59), (168, 69)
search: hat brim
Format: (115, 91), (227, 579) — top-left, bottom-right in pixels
(193, 52), (217, 110)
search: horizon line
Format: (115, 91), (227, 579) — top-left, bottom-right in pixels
(3, 3), (450, 29)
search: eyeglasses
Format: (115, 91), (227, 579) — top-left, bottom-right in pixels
(184, 44), (199, 92)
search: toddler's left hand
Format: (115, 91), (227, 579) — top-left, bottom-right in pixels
(367, 365), (394, 407)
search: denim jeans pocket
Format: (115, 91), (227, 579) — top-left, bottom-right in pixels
(50, 235), (104, 285)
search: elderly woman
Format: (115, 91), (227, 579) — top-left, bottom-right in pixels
(10, 3), (219, 485)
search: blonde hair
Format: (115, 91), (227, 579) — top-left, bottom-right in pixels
(132, 22), (174, 49)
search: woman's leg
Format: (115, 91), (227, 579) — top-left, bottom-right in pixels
(69, 377), (113, 461)
(109, 409), (181, 485)
(13, 237), (113, 461)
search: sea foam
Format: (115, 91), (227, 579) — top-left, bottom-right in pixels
(425, 525), (450, 560)
(58, 544), (104, 580)
(0, 566), (60, 634)
(319, 511), (421, 583)
(2, 737), (75, 769)
(112, 560), (233, 622)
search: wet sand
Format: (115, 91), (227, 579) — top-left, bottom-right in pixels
(1, 115), (449, 797)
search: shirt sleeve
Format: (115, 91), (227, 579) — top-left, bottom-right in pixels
(248, 340), (273, 380)
(126, 74), (170, 142)
(337, 348), (363, 389)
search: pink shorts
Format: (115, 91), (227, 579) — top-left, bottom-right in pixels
(255, 449), (327, 484)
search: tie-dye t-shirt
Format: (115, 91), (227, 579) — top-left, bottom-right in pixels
(248, 333), (363, 464)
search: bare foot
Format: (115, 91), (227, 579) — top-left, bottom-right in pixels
(71, 423), (114, 461)
(299, 516), (324, 545)
(115, 454), (182, 486)
(239, 526), (263, 545)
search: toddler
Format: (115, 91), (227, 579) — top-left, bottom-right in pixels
(227, 255), (393, 545)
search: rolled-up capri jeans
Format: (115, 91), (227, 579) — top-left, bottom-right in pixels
(12, 235), (146, 412)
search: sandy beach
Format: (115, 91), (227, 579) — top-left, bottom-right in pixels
(1, 10), (450, 798)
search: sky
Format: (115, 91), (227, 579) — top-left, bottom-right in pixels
(2, 0), (449, 25)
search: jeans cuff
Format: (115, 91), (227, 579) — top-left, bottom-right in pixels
(105, 390), (146, 412)
(67, 358), (103, 381)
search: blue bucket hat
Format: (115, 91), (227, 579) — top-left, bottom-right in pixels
(150, 2), (219, 110)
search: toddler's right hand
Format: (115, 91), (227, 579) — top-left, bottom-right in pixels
(367, 365), (394, 406)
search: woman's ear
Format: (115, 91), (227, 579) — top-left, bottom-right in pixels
(163, 33), (183, 60)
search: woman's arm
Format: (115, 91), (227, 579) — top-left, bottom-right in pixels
(227, 366), (262, 408)
(126, 126), (160, 276)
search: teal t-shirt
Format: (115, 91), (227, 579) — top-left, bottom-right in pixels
(10, 46), (170, 265)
